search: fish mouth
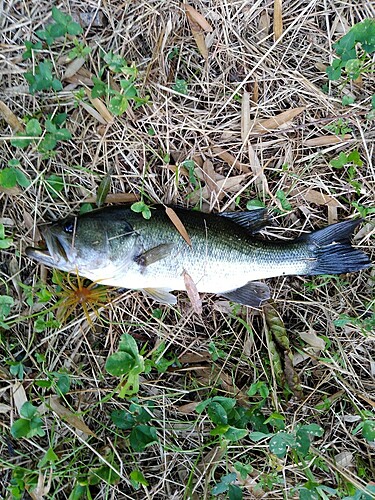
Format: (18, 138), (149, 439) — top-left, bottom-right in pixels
(25, 227), (72, 270)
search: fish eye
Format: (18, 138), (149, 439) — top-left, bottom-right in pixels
(63, 220), (74, 234)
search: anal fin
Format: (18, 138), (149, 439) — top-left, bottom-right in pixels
(221, 281), (270, 307)
(143, 288), (177, 305)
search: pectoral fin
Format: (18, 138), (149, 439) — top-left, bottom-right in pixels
(136, 243), (175, 267)
(143, 288), (177, 305)
(221, 281), (270, 307)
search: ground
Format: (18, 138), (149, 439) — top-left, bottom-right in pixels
(0, 1), (374, 499)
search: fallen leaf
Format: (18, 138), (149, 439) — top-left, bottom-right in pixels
(299, 331), (326, 350)
(211, 146), (250, 173)
(177, 402), (200, 414)
(84, 88), (113, 124)
(202, 159), (218, 194)
(0, 403), (12, 413)
(250, 107), (305, 135)
(0, 100), (24, 132)
(185, 4), (212, 60)
(49, 396), (97, 437)
(189, 173), (248, 203)
(82, 192), (139, 204)
(185, 4), (213, 32)
(335, 451), (354, 468)
(273, 0), (283, 40)
(290, 187), (343, 208)
(258, 9), (270, 36)
(63, 57), (86, 80)
(248, 141), (269, 196)
(79, 100), (107, 125)
(166, 206), (192, 246)
(303, 134), (351, 147)
(183, 270), (202, 315)
(12, 382), (27, 416)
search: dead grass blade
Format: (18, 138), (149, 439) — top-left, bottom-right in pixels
(273, 0), (283, 40)
(82, 193), (139, 204)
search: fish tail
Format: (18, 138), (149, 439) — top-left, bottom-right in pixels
(302, 219), (371, 275)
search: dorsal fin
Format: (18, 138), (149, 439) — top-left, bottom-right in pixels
(219, 208), (269, 233)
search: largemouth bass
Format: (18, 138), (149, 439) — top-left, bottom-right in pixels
(26, 205), (370, 307)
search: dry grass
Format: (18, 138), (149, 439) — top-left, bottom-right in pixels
(0, 0), (374, 499)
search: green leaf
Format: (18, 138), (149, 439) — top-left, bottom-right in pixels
(105, 351), (136, 377)
(224, 426), (248, 442)
(120, 79), (137, 98)
(10, 135), (32, 149)
(353, 18), (375, 54)
(249, 431), (270, 442)
(38, 447), (59, 467)
(269, 432), (295, 458)
(234, 461), (253, 480)
(334, 30), (357, 61)
(54, 128), (72, 141)
(39, 134), (57, 151)
(0, 295), (14, 318)
(104, 51), (127, 72)
(276, 190), (292, 211)
(96, 172), (112, 207)
(362, 420), (375, 442)
(0, 168), (17, 188)
(228, 484), (243, 500)
(109, 94), (128, 115)
(45, 174), (64, 197)
(118, 333), (139, 355)
(110, 409), (135, 430)
(26, 119), (42, 137)
(11, 418), (32, 439)
(326, 58), (343, 81)
(173, 79), (188, 95)
(345, 58), (362, 80)
(347, 150), (363, 166)
(130, 470), (149, 488)
(56, 373), (70, 395)
(207, 402), (228, 425)
(88, 464), (120, 485)
(342, 95), (355, 106)
(129, 424), (158, 452)
(212, 473), (236, 495)
(20, 401), (37, 419)
(15, 169), (31, 187)
(246, 199), (266, 210)
(330, 152), (348, 168)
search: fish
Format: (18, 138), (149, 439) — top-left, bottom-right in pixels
(25, 205), (371, 307)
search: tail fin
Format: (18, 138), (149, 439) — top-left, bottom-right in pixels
(302, 219), (371, 275)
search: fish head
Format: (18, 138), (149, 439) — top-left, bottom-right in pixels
(25, 214), (121, 275)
